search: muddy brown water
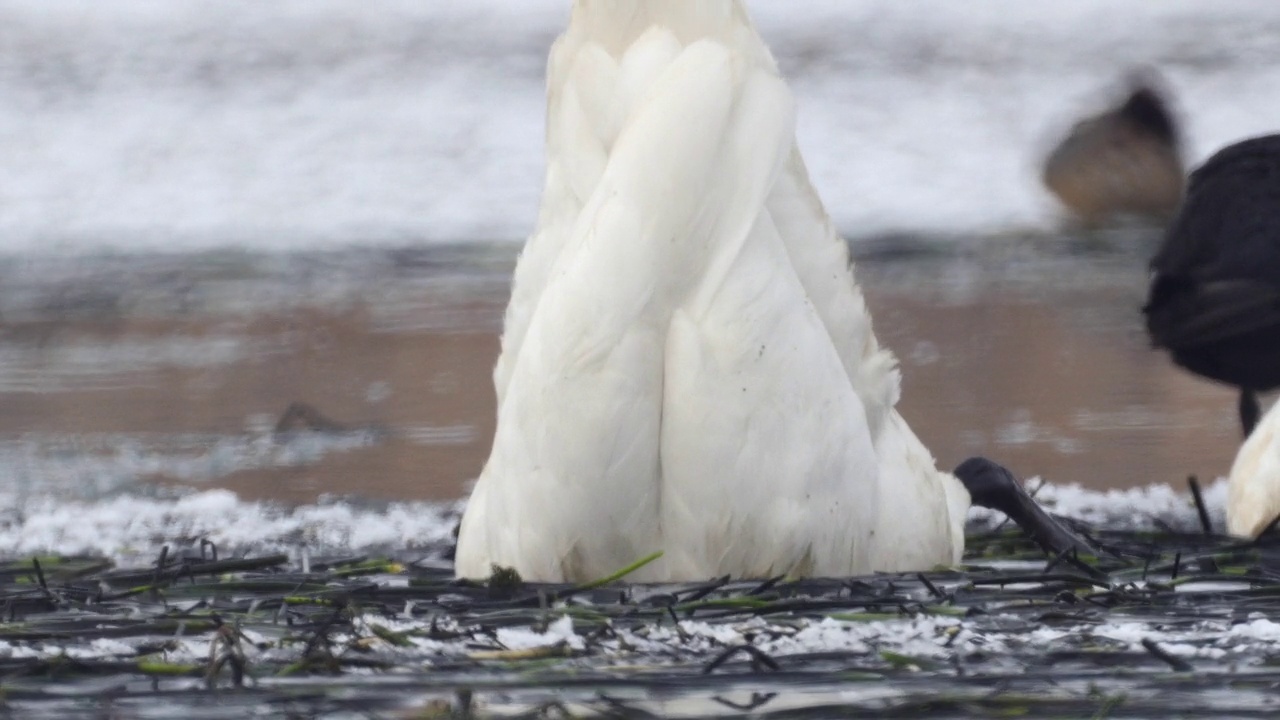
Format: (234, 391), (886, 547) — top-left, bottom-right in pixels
(0, 239), (1249, 505)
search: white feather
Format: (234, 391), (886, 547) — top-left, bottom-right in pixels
(1227, 401), (1280, 537)
(457, 0), (970, 582)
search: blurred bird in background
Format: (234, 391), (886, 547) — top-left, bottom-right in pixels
(1042, 72), (1185, 228)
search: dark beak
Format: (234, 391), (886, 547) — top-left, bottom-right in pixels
(954, 457), (1097, 558)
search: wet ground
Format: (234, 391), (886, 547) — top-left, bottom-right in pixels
(2, 517), (1278, 719)
(0, 231), (1251, 507)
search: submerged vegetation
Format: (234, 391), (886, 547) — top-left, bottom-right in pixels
(0, 512), (1277, 718)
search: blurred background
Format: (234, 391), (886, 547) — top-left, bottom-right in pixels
(1, 0), (1279, 512)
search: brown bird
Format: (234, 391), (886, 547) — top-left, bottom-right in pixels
(1043, 79), (1185, 226)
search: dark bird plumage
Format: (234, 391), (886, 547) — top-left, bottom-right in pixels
(1144, 134), (1280, 435)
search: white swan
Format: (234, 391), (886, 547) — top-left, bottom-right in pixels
(1228, 398), (1280, 537)
(455, 0), (1084, 582)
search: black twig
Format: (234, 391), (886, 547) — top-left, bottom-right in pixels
(31, 558), (48, 594)
(1188, 476), (1213, 535)
(150, 545), (170, 601)
(1141, 637), (1193, 672)
(711, 692), (778, 712)
(703, 644), (781, 674)
(917, 573), (946, 601)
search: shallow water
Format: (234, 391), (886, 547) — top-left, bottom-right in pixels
(0, 2), (1268, 525)
(0, 234), (1248, 512)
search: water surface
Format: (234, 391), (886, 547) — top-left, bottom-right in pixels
(0, 236), (1247, 508)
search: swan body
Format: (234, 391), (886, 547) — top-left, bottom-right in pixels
(455, 0), (969, 582)
(1228, 398), (1280, 537)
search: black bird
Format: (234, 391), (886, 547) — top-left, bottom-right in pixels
(1144, 134), (1280, 436)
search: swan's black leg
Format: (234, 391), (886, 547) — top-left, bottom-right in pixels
(954, 457), (1096, 557)
(1240, 388), (1260, 437)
